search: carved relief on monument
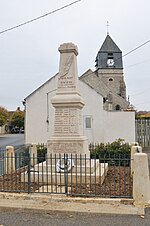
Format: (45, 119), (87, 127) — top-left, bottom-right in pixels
(58, 54), (76, 90)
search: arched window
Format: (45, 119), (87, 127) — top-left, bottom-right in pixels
(115, 105), (121, 111)
(109, 78), (113, 81)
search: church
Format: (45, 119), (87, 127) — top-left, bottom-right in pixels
(24, 35), (135, 145)
(80, 34), (128, 111)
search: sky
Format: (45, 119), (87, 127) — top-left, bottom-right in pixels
(0, 0), (150, 111)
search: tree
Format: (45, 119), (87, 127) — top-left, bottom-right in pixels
(0, 106), (8, 126)
(10, 110), (24, 129)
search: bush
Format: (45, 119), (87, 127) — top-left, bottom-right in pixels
(15, 144), (47, 168)
(37, 144), (47, 163)
(90, 139), (131, 166)
(0, 107), (8, 126)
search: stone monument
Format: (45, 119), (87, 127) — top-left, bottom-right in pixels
(21, 43), (108, 192)
(47, 43), (89, 155)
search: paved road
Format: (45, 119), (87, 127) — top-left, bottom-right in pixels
(0, 134), (25, 150)
(0, 134), (25, 175)
(0, 209), (150, 226)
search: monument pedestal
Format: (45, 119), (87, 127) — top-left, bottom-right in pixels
(48, 136), (89, 157)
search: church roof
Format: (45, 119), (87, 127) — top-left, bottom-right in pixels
(80, 69), (127, 105)
(95, 34), (123, 69)
(99, 35), (121, 53)
(80, 70), (109, 97)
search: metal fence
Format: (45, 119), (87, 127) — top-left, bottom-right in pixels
(0, 153), (132, 198)
(0, 145), (30, 176)
(135, 119), (150, 148)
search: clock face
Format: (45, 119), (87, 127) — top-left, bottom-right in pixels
(107, 59), (114, 66)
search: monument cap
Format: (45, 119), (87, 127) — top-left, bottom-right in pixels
(58, 42), (78, 55)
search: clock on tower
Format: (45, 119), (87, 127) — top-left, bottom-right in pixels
(107, 59), (114, 66)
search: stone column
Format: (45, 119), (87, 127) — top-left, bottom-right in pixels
(5, 146), (15, 174)
(133, 153), (150, 206)
(130, 145), (142, 176)
(47, 43), (88, 156)
(29, 143), (37, 166)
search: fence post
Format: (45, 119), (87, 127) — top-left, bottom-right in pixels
(5, 146), (15, 174)
(64, 154), (68, 195)
(28, 153), (31, 194)
(130, 145), (142, 176)
(29, 143), (37, 167)
(133, 153), (150, 206)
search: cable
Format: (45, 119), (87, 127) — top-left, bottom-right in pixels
(0, 0), (82, 35)
(115, 39), (150, 62)
(130, 88), (150, 97)
(125, 58), (150, 69)
(135, 100), (150, 106)
(122, 40), (150, 58)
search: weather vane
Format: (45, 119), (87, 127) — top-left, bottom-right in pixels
(106, 21), (110, 35)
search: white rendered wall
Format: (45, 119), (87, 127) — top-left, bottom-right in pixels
(103, 110), (135, 143)
(25, 77), (104, 144)
(79, 80), (104, 144)
(25, 75), (57, 144)
(25, 76), (135, 145)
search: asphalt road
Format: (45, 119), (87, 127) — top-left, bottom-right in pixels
(0, 134), (25, 150)
(0, 209), (150, 226)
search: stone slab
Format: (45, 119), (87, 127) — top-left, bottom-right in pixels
(21, 161), (108, 186)
(0, 192), (145, 215)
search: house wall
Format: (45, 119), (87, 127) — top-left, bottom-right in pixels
(25, 76), (104, 144)
(103, 110), (135, 143)
(25, 76), (135, 145)
(80, 81), (135, 144)
(25, 75), (57, 144)
(79, 80), (104, 144)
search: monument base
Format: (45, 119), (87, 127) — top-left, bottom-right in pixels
(21, 159), (108, 190)
(47, 136), (89, 157)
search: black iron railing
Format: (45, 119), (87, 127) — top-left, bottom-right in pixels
(0, 153), (132, 198)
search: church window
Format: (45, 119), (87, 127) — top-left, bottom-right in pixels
(85, 117), (92, 129)
(115, 105), (121, 111)
(108, 53), (113, 59)
(109, 78), (113, 81)
(107, 53), (114, 67)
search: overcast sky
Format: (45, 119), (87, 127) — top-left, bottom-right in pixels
(0, 0), (150, 111)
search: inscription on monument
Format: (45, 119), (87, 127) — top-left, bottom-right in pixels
(54, 108), (81, 135)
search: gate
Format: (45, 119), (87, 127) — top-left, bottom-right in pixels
(135, 119), (150, 149)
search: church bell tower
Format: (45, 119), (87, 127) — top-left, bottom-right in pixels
(95, 34), (127, 110)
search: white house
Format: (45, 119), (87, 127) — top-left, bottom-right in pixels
(24, 35), (135, 145)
